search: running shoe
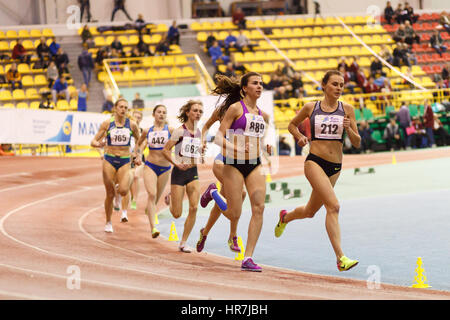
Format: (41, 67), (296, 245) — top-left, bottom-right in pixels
(241, 258), (262, 272)
(121, 211), (128, 223)
(274, 210), (288, 238)
(196, 228), (207, 252)
(337, 256), (359, 272)
(104, 222), (113, 233)
(151, 227), (160, 239)
(113, 196), (121, 211)
(228, 236), (241, 253)
(130, 200), (137, 210)
(178, 245), (192, 253)
(200, 183), (217, 208)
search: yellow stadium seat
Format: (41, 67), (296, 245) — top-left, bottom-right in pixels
(284, 18), (296, 27)
(118, 35), (129, 46)
(69, 99), (78, 111)
(254, 51), (266, 61)
(222, 21), (236, 29)
(343, 16), (355, 24)
(122, 70), (133, 81)
(30, 101), (40, 109)
(22, 40), (34, 50)
(128, 35), (139, 46)
(151, 56), (164, 67)
(201, 21), (213, 31)
(353, 25), (363, 34)
(159, 68), (171, 79)
(21, 75), (33, 87)
(272, 28), (283, 37)
(34, 75), (48, 86)
(26, 88), (39, 99)
(134, 69), (147, 81)
(313, 27), (324, 36)
(262, 62), (275, 73)
(18, 30), (30, 38)
(18, 64), (30, 74)
(94, 37), (106, 47)
(197, 31), (207, 42)
(175, 55), (188, 66)
(42, 29), (54, 37)
(303, 27), (313, 37)
(0, 41), (8, 51)
(191, 21), (201, 31)
(250, 63), (263, 73)
(233, 52), (244, 63)
(9, 41), (17, 50)
(212, 21), (222, 30)
(12, 89), (26, 100)
(0, 90), (12, 101)
(56, 100), (69, 111)
(163, 55), (175, 66)
(294, 17), (306, 26)
(97, 71), (107, 82)
(16, 102), (28, 109)
(6, 30), (18, 39)
(0, 30), (5, 40)
(319, 47), (330, 57)
(282, 28), (294, 37)
(1, 103), (15, 108)
(30, 29), (41, 38)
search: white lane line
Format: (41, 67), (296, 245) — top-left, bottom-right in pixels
(0, 262), (204, 300)
(0, 288), (51, 300)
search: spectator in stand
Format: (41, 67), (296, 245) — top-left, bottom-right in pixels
(6, 62), (22, 90)
(135, 14), (147, 35)
(379, 44), (394, 64)
(12, 39), (31, 64)
(383, 117), (401, 151)
(111, 0), (132, 21)
(208, 40), (229, 67)
(273, 86), (290, 102)
(380, 78), (393, 109)
(37, 37), (50, 68)
(410, 117), (427, 148)
(236, 29), (255, 52)
(355, 67), (368, 90)
(79, 0), (92, 23)
(281, 61), (296, 79)
(55, 47), (70, 76)
(49, 37), (60, 58)
(265, 73), (282, 90)
(223, 32), (239, 55)
(396, 103), (412, 149)
(393, 42), (410, 67)
(155, 34), (170, 56)
(364, 76), (380, 98)
(423, 99), (436, 148)
(95, 47), (108, 68)
(51, 76), (70, 104)
(404, 2), (419, 24)
(77, 83), (88, 112)
(442, 63), (449, 87)
(393, 23), (406, 43)
(132, 92), (144, 109)
(439, 12), (450, 34)
(110, 36), (125, 57)
(291, 72), (305, 98)
(102, 94), (114, 113)
(46, 61), (58, 89)
(137, 35), (153, 56)
(167, 21), (180, 45)
(232, 7), (246, 30)
(394, 3), (408, 24)
(433, 78), (450, 99)
(404, 21), (420, 46)
(384, 1), (395, 24)
(278, 136), (291, 156)
(358, 120), (375, 153)
(78, 46), (94, 86)
(339, 65), (356, 94)
(433, 113), (449, 146)
(80, 25), (94, 48)
(205, 32), (217, 53)
(430, 29), (447, 56)
(223, 61), (237, 78)
(337, 57), (348, 72)
(370, 57), (385, 78)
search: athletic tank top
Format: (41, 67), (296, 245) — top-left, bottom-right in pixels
(310, 101), (345, 143)
(147, 124), (170, 150)
(175, 124), (202, 160)
(229, 100), (265, 137)
(106, 116), (132, 147)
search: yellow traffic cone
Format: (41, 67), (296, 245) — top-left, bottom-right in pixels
(234, 236), (245, 261)
(154, 213), (159, 225)
(411, 257), (431, 288)
(215, 181), (221, 192)
(392, 154), (397, 165)
(168, 221), (179, 241)
(266, 173), (272, 183)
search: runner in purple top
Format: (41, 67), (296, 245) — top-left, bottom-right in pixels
(213, 72), (272, 272)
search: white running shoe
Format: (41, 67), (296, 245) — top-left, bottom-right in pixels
(121, 211), (128, 223)
(104, 222), (113, 233)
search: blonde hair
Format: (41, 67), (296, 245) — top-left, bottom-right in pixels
(177, 100), (202, 123)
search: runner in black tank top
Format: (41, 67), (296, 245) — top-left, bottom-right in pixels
(274, 70), (362, 272)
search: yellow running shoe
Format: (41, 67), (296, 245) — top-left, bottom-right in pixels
(152, 227), (160, 239)
(274, 210), (288, 238)
(337, 256), (359, 272)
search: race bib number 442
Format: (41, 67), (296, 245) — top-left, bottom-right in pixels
(314, 115), (344, 140)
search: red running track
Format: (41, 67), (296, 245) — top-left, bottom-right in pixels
(1, 150), (449, 300)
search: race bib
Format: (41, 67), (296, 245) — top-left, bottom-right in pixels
(148, 130), (169, 149)
(314, 114), (344, 140)
(244, 113), (265, 137)
(181, 137), (201, 159)
(110, 127), (131, 146)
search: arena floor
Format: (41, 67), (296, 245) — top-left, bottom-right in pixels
(0, 148), (449, 300)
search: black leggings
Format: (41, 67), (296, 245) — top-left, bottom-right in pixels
(306, 153), (341, 177)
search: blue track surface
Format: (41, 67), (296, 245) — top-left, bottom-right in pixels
(159, 156), (450, 291)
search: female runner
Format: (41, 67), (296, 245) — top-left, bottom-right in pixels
(274, 70), (361, 272)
